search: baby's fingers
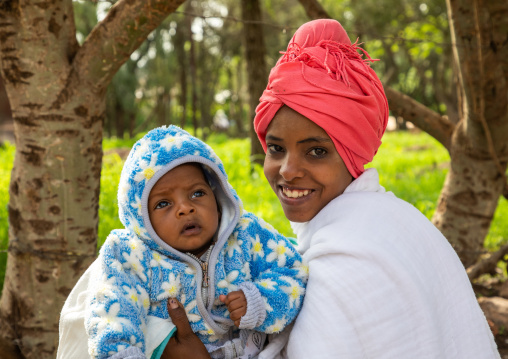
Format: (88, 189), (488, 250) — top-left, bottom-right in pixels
(229, 306), (246, 322)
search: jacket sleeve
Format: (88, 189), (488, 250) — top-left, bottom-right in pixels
(85, 231), (152, 359)
(236, 212), (308, 334)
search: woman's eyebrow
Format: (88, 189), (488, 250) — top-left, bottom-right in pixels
(297, 136), (332, 144)
(266, 134), (283, 141)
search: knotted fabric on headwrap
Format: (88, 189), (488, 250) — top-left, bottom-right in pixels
(254, 19), (389, 178)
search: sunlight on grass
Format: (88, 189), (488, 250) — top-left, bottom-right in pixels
(369, 131), (450, 219)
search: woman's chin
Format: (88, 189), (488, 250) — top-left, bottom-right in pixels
(281, 204), (316, 223)
(277, 191), (317, 222)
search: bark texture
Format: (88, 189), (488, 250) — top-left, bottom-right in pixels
(434, 0), (508, 266)
(241, 0), (268, 165)
(0, 0), (186, 358)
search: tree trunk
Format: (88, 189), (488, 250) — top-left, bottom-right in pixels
(186, 2), (198, 137)
(0, 3), (101, 356)
(0, 0), (186, 357)
(433, 0), (508, 266)
(241, 0), (267, 165)
(174, 20), (188, 129)
(235, 59), (247, 137)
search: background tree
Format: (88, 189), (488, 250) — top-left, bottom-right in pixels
(298, 0), (508, 268)
(242, 0), (268, 165)
(0, 0), (186, 357)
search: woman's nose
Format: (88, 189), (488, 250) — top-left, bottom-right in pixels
(176, 201), (195, 217)
(279, 154), (304, 181)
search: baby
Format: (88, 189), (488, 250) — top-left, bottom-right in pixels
(68, 126), (307, 359)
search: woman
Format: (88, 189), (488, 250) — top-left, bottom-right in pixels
(252, 19), (499, 358)
(163, 18), (499, 358)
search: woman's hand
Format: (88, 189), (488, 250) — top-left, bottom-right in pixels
(219, 290), (247, 327)
(160, 298), (211, 359)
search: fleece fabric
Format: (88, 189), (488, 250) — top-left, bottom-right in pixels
(58, 125), (307, 359)
(259, 168), (500, 359)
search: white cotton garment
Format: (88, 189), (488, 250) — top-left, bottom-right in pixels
(260, 168), (500, 359)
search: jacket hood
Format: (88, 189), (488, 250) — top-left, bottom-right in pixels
(117, 125), (241, 258)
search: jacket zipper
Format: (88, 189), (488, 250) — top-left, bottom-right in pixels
(187, 245), (214, 306)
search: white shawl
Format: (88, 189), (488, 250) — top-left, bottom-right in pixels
(260, 168), (499, 359)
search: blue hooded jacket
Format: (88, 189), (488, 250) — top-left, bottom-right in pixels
(85, 126), (307, 359)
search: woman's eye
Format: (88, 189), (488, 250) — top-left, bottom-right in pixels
(191, 190), (205, 199)
(155, 201), (170, 209)
(309, 148), (327, 157)
(267, 144), (284, 153)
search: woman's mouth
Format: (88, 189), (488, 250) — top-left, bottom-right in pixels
(280, 186), (313, 199)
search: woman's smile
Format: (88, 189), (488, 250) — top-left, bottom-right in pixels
(280, 186), (313, 199)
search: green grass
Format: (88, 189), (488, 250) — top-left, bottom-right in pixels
(368, 131), (450, 219)
(1, 131), (508, 292)
(0, 141), (15, 291)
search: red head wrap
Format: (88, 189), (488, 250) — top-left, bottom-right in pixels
(254, 19), (389, 178)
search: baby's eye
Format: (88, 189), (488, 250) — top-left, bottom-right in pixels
(309, 148), (327, 157)
(155, 201), (170, 209)
(267, 144), (284, 153)
(191, 190), (205, 199)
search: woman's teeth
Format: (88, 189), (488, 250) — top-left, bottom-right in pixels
(282, 187), (310, 198)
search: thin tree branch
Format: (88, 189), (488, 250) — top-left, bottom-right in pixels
(297, 0), (330, 19)
(467, 243), (508, 281)
(385, 87), (455, 151)
(73, 0), (187, 95)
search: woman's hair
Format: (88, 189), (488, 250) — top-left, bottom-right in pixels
(254, 19), (389, 178)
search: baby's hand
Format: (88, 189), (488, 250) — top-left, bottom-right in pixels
(219, 290), (247, 327)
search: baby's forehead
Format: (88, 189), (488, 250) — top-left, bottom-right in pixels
(150, 163), (212, 195)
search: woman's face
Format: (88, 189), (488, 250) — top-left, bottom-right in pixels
(263, 106), (353, 222)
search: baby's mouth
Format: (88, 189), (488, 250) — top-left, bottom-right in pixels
(281, 186), (313, 199)
(182, 222), (201, 235)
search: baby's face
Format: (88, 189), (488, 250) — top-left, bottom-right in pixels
(148, 163), (219, 257)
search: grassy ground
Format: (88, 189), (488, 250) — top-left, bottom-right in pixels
(1, 130), (508, 292)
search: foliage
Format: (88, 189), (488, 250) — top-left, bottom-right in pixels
(71, 0), (454, 137)
(0, 141), (14, 294)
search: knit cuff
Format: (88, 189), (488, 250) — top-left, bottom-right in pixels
(108, 346), (145, 359)
(238, 282), (266, 329)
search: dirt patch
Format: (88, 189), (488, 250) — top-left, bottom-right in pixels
(496, 334), (508, 358)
